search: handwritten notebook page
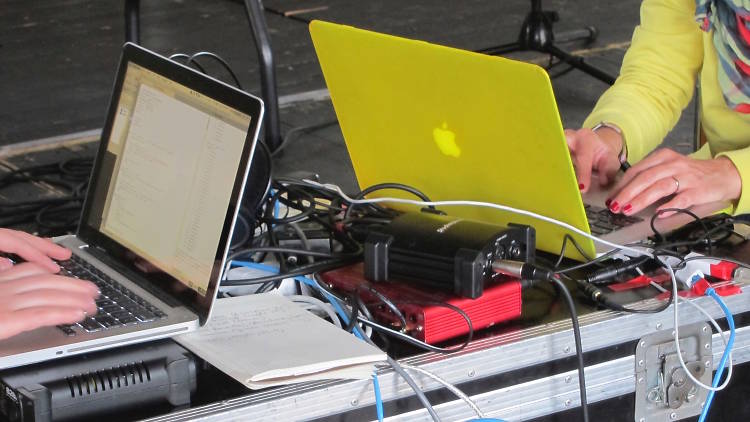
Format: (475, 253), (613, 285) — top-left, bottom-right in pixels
(174, 293), (386, 389)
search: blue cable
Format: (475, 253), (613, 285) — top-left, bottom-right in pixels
(229, 260), (386, 416)
(698, 288), (735, 422)
(228, 261), (363, 339)
(271, 189), (280, 220)
(372, 373), (384, 422)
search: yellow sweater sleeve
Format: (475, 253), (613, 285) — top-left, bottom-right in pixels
(717, 147), (750, 214)
(582, 0), (703, 163)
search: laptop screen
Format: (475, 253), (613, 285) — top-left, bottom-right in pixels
(94, 62), (250, 295)
(79, 44), (262, 323)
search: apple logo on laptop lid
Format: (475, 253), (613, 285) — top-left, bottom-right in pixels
(432, 122), (461, 158)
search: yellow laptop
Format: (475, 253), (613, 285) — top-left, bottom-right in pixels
(309, 20), (707, 260)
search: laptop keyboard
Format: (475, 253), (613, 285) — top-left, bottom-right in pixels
(56, 254), (166, 336)
(584, 204), (643, 236)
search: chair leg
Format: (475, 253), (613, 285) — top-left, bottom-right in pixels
(242, 0), (283, 153)
(124, 0), (140, 44)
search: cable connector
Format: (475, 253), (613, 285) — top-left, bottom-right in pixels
(576, 280), (639, 312)
(491, 260), (553, 282)
(577, 280), (604, 302)
(671, 252), (723, 286)
(691, 277), (712, 296)
(585, 255), (650, 285)
(684, 270), (706, 289)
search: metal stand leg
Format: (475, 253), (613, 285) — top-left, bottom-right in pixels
(124, 0), (140, 44)
(243, 0), (282, 152)
(546, 44), (615, 85)
(477, 0), (615, 86)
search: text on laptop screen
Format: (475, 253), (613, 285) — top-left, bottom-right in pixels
(88, 62), (251, 296)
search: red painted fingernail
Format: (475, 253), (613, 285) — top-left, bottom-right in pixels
(579, 183), (585, 190)
(623, 204), (632, 214)
(610, 201), (619, 212)
(605, 198), (612, 207)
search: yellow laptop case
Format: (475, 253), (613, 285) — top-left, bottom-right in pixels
(309, 20), (594, 259)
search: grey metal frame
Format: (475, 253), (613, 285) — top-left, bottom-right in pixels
(140, 280), (750, 421)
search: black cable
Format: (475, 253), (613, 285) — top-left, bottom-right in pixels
(36, 202), (84, 230)
(577, 275), (675, 314)
(655, 217), (743, 253)
(355, 182), (433, 203)
(168, 53), (208, 74)
(344, 292), (362, 333)
(344, 182), (435, 221)
(230, 211), (252, 249)
(237, 139), (273, 221)
(168, 53), (191, 60)
(260, 188), (317, 225)
(308, 273), (441, 420)
(229, 246), (341, 260)
(313, 276), (473, 354)
(554, 233), (595, 269)
(357, 313), (473, 354)
(546, 276), (589, 422)
(221, 258), (357, 286)
(585, 255), (651, 285)
(555, 247), (623, 274)
(187, 52), (243, 90)
(354, 294), (392, 350)
(675, 255), (750, 271)
(568, 246), (679, 315)
(358, 285), (409, 332)
(0, 157), (93, 235)
(310, 275), (391, 348)
(257, 280), (277, 293)
(650, 208), (711, 254)
(493, 260), (588, 422)
(271, 119), (339, 157)
(263, 191), (289, 275)
(402, 300), (474, 349)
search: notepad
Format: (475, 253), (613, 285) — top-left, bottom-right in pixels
(174, 293), (386, 389)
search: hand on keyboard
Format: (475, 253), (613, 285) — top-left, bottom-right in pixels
(0, 261), (99, 340)
(0, 228), (72, 273)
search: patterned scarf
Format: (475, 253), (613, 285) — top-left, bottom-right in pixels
(696, 0), (750, 113)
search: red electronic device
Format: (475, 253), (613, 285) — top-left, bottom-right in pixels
(319, 263), (523, 344)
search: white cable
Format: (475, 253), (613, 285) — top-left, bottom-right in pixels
(302, 179), (648, 257)
(663, 263), (733, 391)
(303, 179), (738, 393)
(288, 295), (343, 329)
(400, 363), (485, 419)
(649, 281), (733, 386)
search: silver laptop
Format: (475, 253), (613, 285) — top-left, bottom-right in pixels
(0, 43), (264, 369)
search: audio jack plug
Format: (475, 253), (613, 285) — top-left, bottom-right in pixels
(491, 259), (622, 309)
(491, 260), (555, 288)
